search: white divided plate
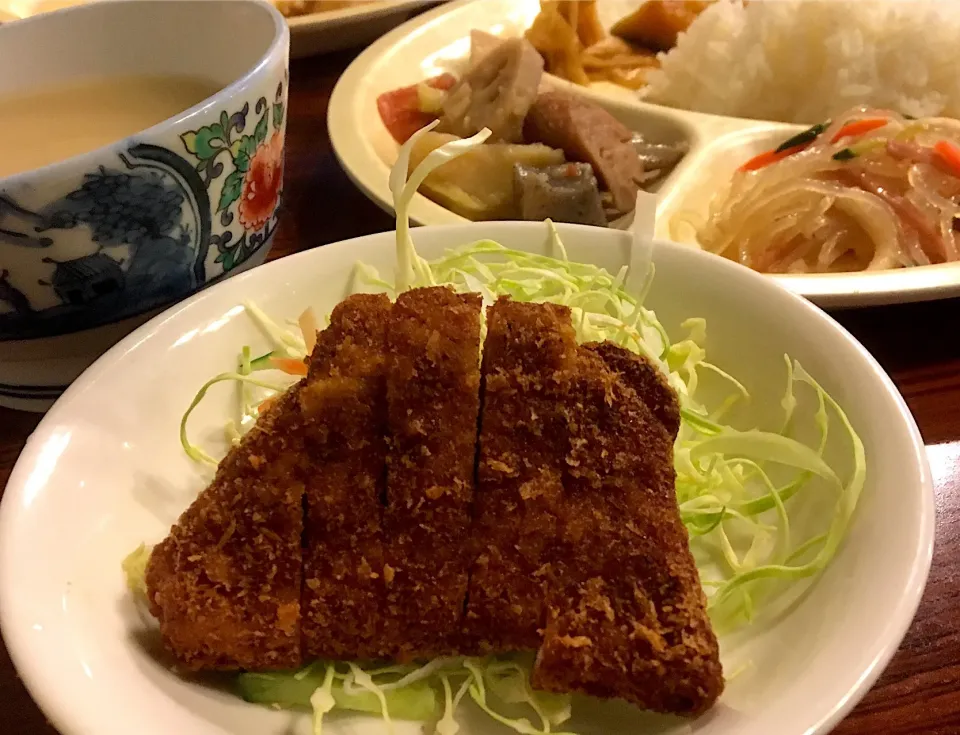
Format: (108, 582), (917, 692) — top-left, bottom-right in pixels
(0, 0), (436, 58)
(0, 222), (934, 735)
(328, 0), (960, 307)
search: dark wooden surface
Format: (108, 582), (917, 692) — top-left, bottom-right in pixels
(2, 48), (960, 735)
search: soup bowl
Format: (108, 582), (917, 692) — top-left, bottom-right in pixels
(0, 0), (288, 411)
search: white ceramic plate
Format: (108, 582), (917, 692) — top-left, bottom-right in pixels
(328, 0), (960, 307)
(0, 0), (436, 57)
(0, 221), (934, 735)
(283, 0), (439, 59)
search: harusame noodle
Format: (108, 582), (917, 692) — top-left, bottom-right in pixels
(676, 107), (960, 274)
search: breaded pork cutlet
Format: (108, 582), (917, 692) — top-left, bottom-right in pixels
(382, 286), (482, 660)
(145, 286), (724, 718)
(584, 341), (680, 437)
(464, 297), (578, 652)
(145, 389), (306, 671)
(532, 344), (723, 714)
(299, 293), (391, 660)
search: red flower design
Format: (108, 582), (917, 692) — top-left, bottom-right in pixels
(238, 132), (283, 231)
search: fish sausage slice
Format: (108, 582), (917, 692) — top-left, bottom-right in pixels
(524, 90), (645, 215)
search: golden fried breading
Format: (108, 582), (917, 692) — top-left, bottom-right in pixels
(464, 297), (578, 653)
(532, 345), (722, 714)
(299, 294), (392, 660)
(146, 285), (723, 718)
(145, 389), (306, 671)
(583, 341), (680, 437)
(382, 286), (482, 660)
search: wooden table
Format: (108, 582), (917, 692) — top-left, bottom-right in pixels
(2, 49), (960, 735)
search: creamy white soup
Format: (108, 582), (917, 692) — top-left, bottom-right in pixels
(0, 74), (222, 177)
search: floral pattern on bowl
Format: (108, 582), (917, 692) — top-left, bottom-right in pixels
(0, 78), (287, 342)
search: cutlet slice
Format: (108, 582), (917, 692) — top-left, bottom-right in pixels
(464, 297), (578, 652)
(584, 341), (680, 437)
(299, 293), (391, 660)
(382, 286), (482, 660)
(145, 389), (306, 671)
(532, 344), (723, 715)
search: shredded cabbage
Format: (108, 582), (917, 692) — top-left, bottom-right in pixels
(155, 127), (866, 732)
(122, 543), (152, 598)
(240, 657), (568, 735)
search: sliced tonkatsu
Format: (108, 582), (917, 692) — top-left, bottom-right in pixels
(463, 297), (578, 653)
(532, 343), (722, 714)
(145, 388), (306, 671)
(381, 286), (483, 660)
(145, 289), (723, 717)
(584, 340), (681, 437)
(299, 293), (392, 660)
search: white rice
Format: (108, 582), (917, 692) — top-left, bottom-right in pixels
(642, 0), (960, 124)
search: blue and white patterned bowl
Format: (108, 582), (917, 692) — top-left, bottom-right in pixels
(0, 0), (289, 411)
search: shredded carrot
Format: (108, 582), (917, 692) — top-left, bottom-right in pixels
(298, 307), (318, 354)
(830, 118), (888, 144)
(739, 144), (807, 172)
(933, 140), (960, 178)
(269, 356), (309, 376)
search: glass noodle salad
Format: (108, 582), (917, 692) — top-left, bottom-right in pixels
(128, 121), (866, 735)
(674, 106), (960, 273)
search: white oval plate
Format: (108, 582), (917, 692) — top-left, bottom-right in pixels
(328, 0), (960, 307)
(0, 221), (934, 735)
(0, 0), (436, 57)
(283, 0), (439, 59)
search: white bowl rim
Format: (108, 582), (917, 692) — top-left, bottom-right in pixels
(0, 0), (288, 187)
(0, 222), (936, 735)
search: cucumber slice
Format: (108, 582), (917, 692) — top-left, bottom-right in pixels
(236, 670), (439, 721)
(248, 351), (276, 372)
(237, 669), (323, 708)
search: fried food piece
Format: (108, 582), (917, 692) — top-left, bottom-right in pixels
(526, 1), (591, 86)
(554, 0), (606, 48)
(464, 298), (578, 652)
(271, 1), (358, 18)
(611, 1), (711, 52)
(583, 341), (680, 436)
(532, 345), (722, 715)
(382, 286), (483, 660)
(145, 389), (306, 671)
(526, 0), (660, 90)
(299, 294), (391, 660)
(580, 37), (660, 91)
